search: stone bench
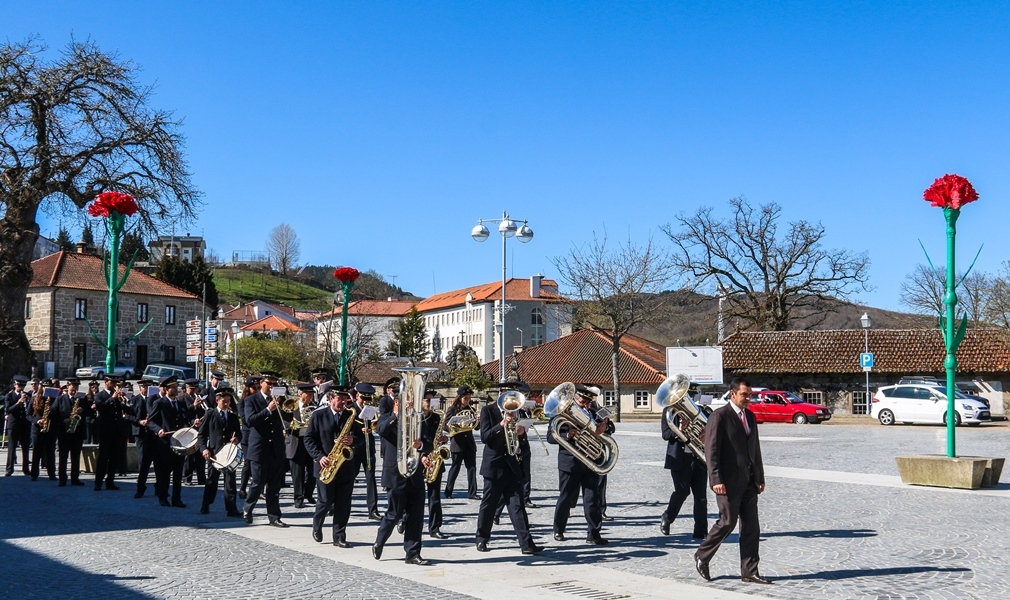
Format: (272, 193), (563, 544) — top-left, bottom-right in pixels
(895, 455), (1005, 490)
(79, 443), (139, 473)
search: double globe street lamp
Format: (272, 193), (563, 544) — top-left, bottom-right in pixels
(471, 211), (534, 383)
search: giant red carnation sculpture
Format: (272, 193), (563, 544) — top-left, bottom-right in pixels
(87, 191), (139, 217)
(923, 174), (978, 210)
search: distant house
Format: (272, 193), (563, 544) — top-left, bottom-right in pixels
(148, 234), (206, 264)
(33, 235), (61, 260)
(415, 275), (571, 364)
(316, 299), (415, 355)
(26, 249), (205, 378)
(219, 300), (302, 345)
(239, 314), (308, 341)
(482, 329), (668, 417)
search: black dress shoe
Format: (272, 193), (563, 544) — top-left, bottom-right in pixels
(94, 485), (102, 491)
(106, 483), (120, 491)
(71, 480), (85, 486)
(742, 574), (773, 584)
(305, 496), (316, 503)
(601, 513), (615, 522)
(405, 556), (431, 566)
(134, 491), (145, 499)
(372, 544), (383, 560)
(468, 494), (480, 500)
(695, 558), (711, 581)
(227, 511), (244, 518)
(58, 481), (66, 487)
(521, 544), (545, 555)
(172, 501), (187, 508)
(493, 515), (500, 526)
(238, 489), (247, 499)
(476, 541), (489, 552)
(312, 529), (323, 543)
(525, 501), (537, 509)
(199, 506), (209, 515)
(586, 535), (609, 545)
(554, 532), (565, 542)
(333, 539), (351, 548)
(294, 499), (304, 509)
(396, 521), (405, 534)
(443, 490), (452, 499)
(660, 513), (671, 536)
(268, 518), (289, 528)
(368, 511), (382, 521)
(243, 510), (253, 524)
(159, 498), (171, 507)
(429, 530), (449, 539)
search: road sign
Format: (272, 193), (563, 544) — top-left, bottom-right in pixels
(186, 355), (200, 362)
(186, 327), (200, 335)
(860, 352), (874, 371)
(186, 341), (201, 349)
(206, 334), (217, 343)
(204, 356), (217, 364)
(204, 349), (217, 358)
(186, 333), (201, 342)
(204, 341), (217, 349)
(186, 319), (201, 327)
(186, 348), (201, 356)
(205, 321), (218, 328)
(205, 327), (217, 335)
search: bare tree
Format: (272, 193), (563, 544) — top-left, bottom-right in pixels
(901, 264), (992, 326)
(986, 262), (1010, 329)
(662, 197), (871, 332)
(0, 39), (199, 382)
(267, 223), (300, 276)
(552, 234), (678, 421)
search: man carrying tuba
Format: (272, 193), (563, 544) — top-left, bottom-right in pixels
(661, 390), (709, 539)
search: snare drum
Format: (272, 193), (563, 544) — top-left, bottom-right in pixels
(213, 442), (241, 472)
(170, 427), (199, 456)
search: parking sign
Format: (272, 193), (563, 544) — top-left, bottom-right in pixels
(860, 352), (874, 371)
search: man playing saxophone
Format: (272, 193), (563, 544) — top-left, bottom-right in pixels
(303, 386), (358, 547)
(414, 389), (449, 539)
(52, 377), (89, 486)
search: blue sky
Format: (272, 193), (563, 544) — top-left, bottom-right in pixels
(8, 1), (1010, 311)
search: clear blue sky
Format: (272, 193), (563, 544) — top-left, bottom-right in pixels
(9, 1), (1010, 312)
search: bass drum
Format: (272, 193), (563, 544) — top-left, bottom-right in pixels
(213, 443), (241, 472)
(170, 427), (199, 456)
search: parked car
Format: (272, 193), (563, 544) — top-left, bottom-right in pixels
(748, 390), (832, 424)
(871, 384), (991, 426)
(141, 363), (197, 383)
(707, 387), (768, 410)
(75, 362), (133, 379)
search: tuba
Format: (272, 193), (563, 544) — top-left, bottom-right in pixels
(497, 390), (526, 456)
(544, 382), (618, 474)
(394, 367), (437, 477)
(655, 374), (707, 463)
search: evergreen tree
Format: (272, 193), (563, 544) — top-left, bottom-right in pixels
(55, 227), (73, 251)
(119, 231), (150, 263)
(81, 223), (95, 246)
(153, 255), (219, 310)
(387, 305), (428, 364)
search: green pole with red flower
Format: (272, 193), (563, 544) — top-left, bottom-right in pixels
(923, 174), (979, 458)
(86, 191), (143, 376)
(333, 267), (360, 386)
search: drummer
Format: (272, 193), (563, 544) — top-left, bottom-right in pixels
(146, 375), (192, 508)
(198, 388), (243, 517)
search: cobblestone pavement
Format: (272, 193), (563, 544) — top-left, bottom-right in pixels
(3, 420), (1010, 599)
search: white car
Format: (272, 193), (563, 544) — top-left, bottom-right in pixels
(75, 362), (133, 379)
(871, 384), (991, 426)
(707, 387), (768, 410)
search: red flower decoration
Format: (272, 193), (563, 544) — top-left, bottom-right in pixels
(333, 266), (360, 283)
(923, 174), (979, 210)
(87, 191), (139, 218)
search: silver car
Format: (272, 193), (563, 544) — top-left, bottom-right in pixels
(75, 362), (134, 379)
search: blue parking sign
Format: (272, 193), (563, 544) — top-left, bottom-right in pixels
(860, 352), (874, 369)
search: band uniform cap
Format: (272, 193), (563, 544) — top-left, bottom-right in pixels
(423, 387), (436, 396)
(103, 373), (118, 381)
(384, 377), (400, 389)
(311, 368), (330, 377)
(183, 378), (201, 387)
(354, 382), (376, 395)
(243, 376), (261, 388)
(297, 383), (315, 393)
(457, 385), (472, 397)
(575, 385), (596, 399)
(159, 375), (178, 387)
(88, 379), (100, 386)
(210, 370), (226, 379)
(12, 375), (28, 384)
(328, 385), (351, 397)
(30, 377), (40, 383)
(41, 379), (55, 387)
(64, 377), (80, 385)
(215, 387), (235, 398)
(260, 370), (281, 380)
(501, 381), (531, 394)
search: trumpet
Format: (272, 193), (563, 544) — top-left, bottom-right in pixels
(544, 382), (618, 474)
(497, 390), (525, 457)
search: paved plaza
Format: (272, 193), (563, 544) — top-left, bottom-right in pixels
(3, 419), (1010, 599)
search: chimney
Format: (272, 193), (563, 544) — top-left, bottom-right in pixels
(530, 273), (543, 298)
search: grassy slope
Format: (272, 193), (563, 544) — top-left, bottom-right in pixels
(214, 268), (334, 311)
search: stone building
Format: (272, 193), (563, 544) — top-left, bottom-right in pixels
(26, 250), (206, 378)
(721, 329), (1010, 416)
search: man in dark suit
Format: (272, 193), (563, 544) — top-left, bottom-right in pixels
(475, 388), (543, 555)
(549, 385), (615, 545)
(241, 371), (288, 527)
(351, 382), (380, 519)
(133, 379), (160, 498)
(494, 383), (537, 524)
(372, 387), (433, 566)
(94, 375), (132, 491)
(179, 378), (207, 485)
(198, 388), (243, 516)
(303, 387), (358, 547)
(147, 376), (191, 507)
(286, 383), (317, 509)
(695, 378), (770, 585)
(660, 404), (708, 538)
(444, 386), (479, 500)
(52, 377), (89, 486)
(4, 375), (32, 476)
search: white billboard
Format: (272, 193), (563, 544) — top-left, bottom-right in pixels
(666, 346), (724, 385)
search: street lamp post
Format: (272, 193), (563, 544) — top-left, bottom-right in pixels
(861, 312), (872, 416)
(231, 321), (240, 385)
(471, 211), (534, 382)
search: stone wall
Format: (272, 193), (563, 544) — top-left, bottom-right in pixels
(25, 290), (54, 351)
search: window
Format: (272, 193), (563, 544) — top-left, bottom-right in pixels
(137, 303), (149, 323)
(603, 390), (617, 407)
(165, 305), (176, 325)
(73, 343), (87, 369)
(24, 297), (31, 319)
(635, 390), (650, 409)
(851, 391), (868, 415)
(802, 391), (823, 405)
(74, 298), (87, 319)
(530, 308), (544, 346)
(164, 346), (176, 362)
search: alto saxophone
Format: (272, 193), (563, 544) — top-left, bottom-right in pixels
(318, 405), (357, 485)
(67, 397), (81, 434)
(39, 398), (53, 433)
(424, 409), (450, 484)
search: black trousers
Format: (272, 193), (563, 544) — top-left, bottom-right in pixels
(240, 442), (252, 492)
(136, 433), (157, 494)
(95, 433), (125, 486)
(244, 456), (284, 519)
(203, 462), (238, 513)
(403, 471), (443, 532)
(57, 431), (85, 483)
(290, 458), (315, 501)
(496, 453), (531, 518)
(554, 468), (603, 536)
(695, 484), (761, 577)
(313, 474), (355, 541)
(185, 453), (207, 484)
(30, 430), (56, 480)
(477, 475), (533, 550)
(666, 459), (709, 537)
(375, 480), (425, 559)
(155, 445), (185, 503)
(5, 422), (30, 475)
(360, 450), (379, 513)
(444, 449), (476, 497)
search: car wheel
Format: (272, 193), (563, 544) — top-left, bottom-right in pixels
(792, 413), (808, 424)
(96, 371), (104, 379)
(878, 409), (895, 426)
(124, 371), (132, 379)
(943, 411), (962, 427)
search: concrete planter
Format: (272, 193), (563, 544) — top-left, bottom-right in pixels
(895, 455), (1005, 490)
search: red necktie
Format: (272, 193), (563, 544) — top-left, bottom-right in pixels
(739, 410), (749, 435)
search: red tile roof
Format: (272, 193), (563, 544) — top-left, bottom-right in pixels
(482, 329), (667, 386)
(416, 278), (564, 312)
(240, 314), (306, 333)
(722, 329), (1010, 374)
(30, 251), (199, 299)
(319, 300), (416, 319)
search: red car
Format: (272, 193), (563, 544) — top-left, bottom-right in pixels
(748, 390), (831, 424)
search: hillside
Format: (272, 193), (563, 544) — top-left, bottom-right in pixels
(214, 267), (335, 311)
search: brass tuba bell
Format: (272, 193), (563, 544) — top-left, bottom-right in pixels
(544, 382), (618, 474)
(655, 374), (707, 463)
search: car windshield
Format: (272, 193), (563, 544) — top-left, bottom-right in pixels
(930, 386), (973, 400)
(785, 392), (806, 403)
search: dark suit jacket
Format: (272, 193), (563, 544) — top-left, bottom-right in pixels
(547, 400), (615, 474)
(242, 391), (287, 463)
(445, 402), (477, 454)
(303, 405), (362, 481)
(376, 406), (431, 490)
(478, 403), (526, 480)
(51, 392), (91, 436)
(704, 404), (764, 496)
(3, 389), (31, 428)
(146, 395), (193, 446)
(661, 406), (702, 469)
(198, 408), (242, 455)
(95, 389), (133, 436)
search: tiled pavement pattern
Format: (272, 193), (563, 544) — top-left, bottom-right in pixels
(3, 420), (1010, 599)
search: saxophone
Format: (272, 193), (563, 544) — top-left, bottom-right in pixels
(318, 405), (357, 485)
(424, 409), (450, 484)
(67, 397), (82, 434)
(39, 398), (53, 433)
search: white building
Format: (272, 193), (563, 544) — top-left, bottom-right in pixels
(315, 299), (415, 354)
(148, 234), (206, 263)
(415, 275), (570, 363)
